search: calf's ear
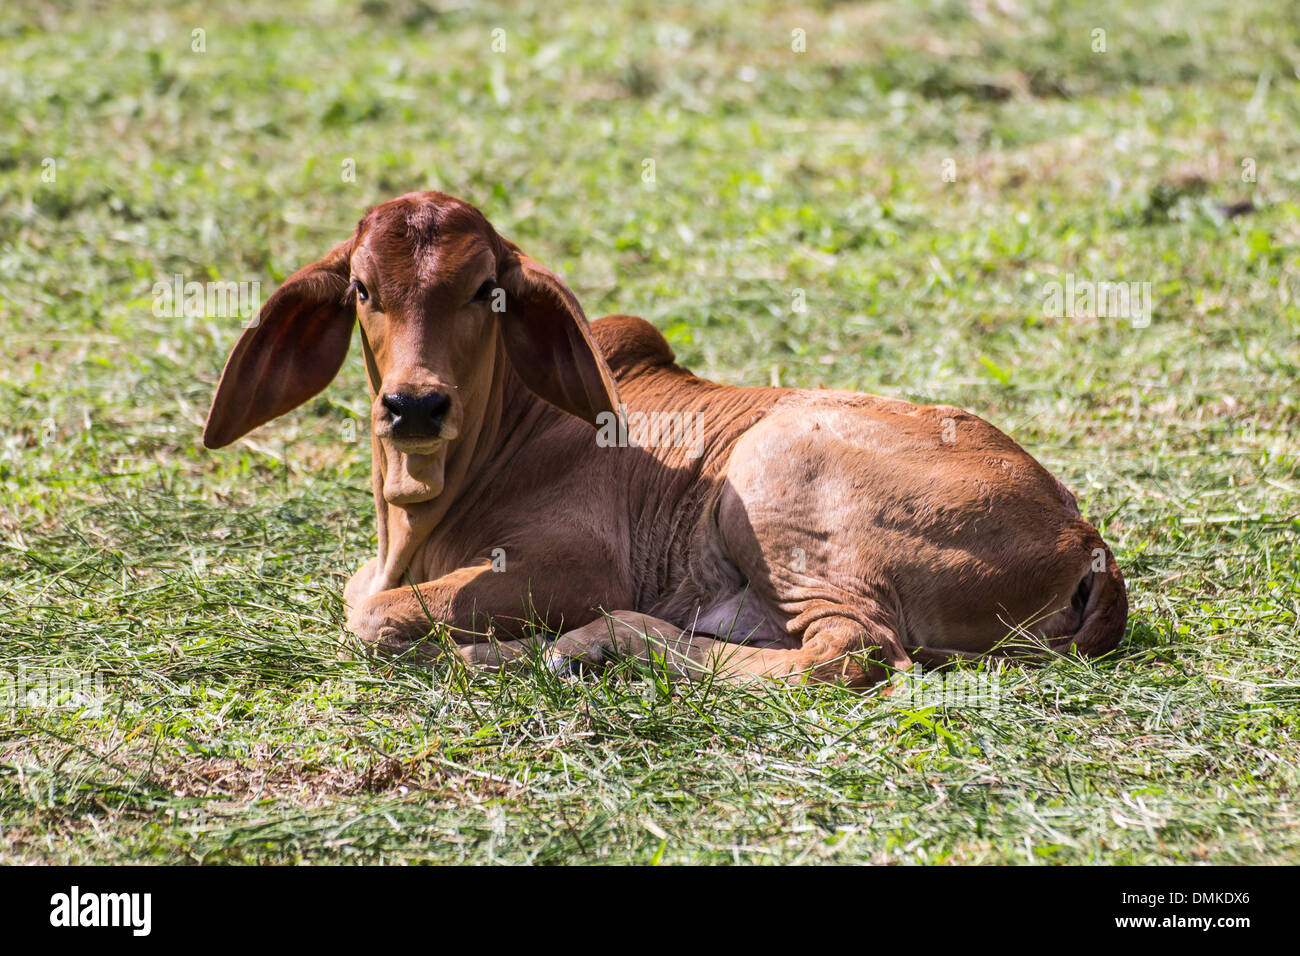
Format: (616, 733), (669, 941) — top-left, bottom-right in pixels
(203, 238), (356, 449)
(496, 246), (620, 427)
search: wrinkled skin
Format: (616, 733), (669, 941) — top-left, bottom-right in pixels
(205, 191), (1127, 687)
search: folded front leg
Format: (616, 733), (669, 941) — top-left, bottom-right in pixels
(548, 613), (711, 679)
(547, 608), (913, 687)
(456, 636), (545, 670)
(347, 562), (542, 659)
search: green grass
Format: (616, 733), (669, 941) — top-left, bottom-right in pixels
(1, 0), (1298, 864)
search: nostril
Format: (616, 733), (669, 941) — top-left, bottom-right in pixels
(382, 393), (408, 419)
(426, 393), (451, 425)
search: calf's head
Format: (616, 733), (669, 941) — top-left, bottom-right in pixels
(203, 191), (619, 502)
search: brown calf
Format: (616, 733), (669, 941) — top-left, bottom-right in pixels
(204, 191), (1127, 685)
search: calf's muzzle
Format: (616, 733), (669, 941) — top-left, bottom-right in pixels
(381, 390), (453, 439)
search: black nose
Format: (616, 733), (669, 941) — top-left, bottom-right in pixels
(382, 392), (452, 438)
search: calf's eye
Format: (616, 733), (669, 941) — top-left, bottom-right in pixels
(352, 279), (370, 303)
(473, 279), (497, 302)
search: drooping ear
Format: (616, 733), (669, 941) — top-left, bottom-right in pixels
(496, 247), (620, 427)
(202, 238), (356, 449)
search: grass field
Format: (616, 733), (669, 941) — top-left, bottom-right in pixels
(1, 0), (1298, 864)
